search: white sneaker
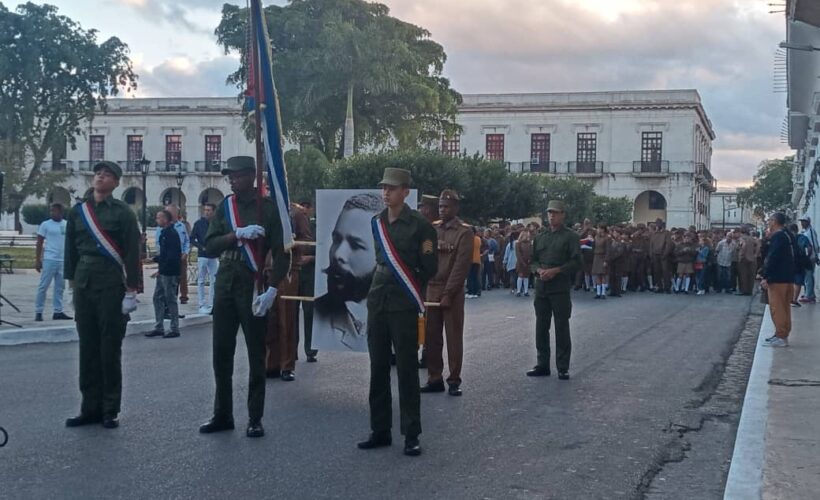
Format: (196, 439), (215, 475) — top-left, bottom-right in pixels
(764, 337), (789, 347)
(697, 290), (705, 296)
(198, 306), (210, 314)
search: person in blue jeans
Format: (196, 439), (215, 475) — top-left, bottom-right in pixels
(34, 203), (72, 321)
(799, 215), (818, 303)
(694, 236), (711, 295)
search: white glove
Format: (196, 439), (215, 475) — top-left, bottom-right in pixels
(252, 286), (278, 317)
(235, 225), (266, 240)
(121, 291), (138, 315)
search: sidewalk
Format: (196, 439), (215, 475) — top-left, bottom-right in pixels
(0, 266), (212, 345)
(724, 303), (820, 499)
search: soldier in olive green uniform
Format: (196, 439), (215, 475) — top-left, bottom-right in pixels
(358, 168), (437, 457)
(64, 161), (141, 429)
(526, 200), (582, 380)
(199, 156), (290, 438)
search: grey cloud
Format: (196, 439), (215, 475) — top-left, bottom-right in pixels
(113, 0), (216, 35)
(137, 56), (240, 97)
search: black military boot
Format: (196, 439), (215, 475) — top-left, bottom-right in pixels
(65, 413), (102, 427)
(199, 416), (235, 434)
(357, 432), (392, 449)
(404, 436), (421, 456)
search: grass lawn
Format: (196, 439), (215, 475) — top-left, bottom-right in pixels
(0, 246), (37, 269)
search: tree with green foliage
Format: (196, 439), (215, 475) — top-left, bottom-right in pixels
(535, 177), (596, 226)
(284, 146), (331, 205)
(736, 157), (793, 216)
(21, 204), (48, 226)
(591, 195), (633, 226)
(215, 0), (462, 160)
(0, 2), (137, 230)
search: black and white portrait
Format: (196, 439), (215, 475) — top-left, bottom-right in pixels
(312, 189), (417, 352)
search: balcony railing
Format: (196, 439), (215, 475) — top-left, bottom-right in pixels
(155, 161), (189, 172)
(505, 161), (559, 174)
(39, 160), (73, 172)
(567, 161), (603, 176)
(117, 160), (148, 174)
(77, 160), (97, 172)
(695, 163), (718, 191)
(632, 160), (670, 175)
(194, 160), (226, 173)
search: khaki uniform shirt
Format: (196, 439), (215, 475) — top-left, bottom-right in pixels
(426, 216), (473, 302)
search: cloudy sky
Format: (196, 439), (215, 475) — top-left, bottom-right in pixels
(21, 0), (791, 187)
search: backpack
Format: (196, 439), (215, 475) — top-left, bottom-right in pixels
(787, 232), (812, 271)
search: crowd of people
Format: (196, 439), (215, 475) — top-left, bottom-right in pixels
(461, 216), (819, 305)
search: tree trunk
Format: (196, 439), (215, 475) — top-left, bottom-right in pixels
(343, 82), (355, 158)
(14, 208), (21, 234)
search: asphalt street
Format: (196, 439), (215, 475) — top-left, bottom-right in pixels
(0, 289), (755, 499)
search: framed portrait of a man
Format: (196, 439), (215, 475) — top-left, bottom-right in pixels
(312, 189), (417, 352)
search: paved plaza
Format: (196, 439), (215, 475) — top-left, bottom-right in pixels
(1, 289), (763, 499)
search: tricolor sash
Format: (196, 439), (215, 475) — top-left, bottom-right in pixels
(224, 194), (260, 273)
(372, 217), (425, 314)
(77, 201), (125, 274)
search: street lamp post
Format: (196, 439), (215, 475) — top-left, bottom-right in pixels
(541, 187), (549, 225)
(139, 156), (150, 232)
(175, 168), (184, 214)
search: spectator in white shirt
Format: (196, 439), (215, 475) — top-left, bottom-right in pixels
(35, 203), (72, 321)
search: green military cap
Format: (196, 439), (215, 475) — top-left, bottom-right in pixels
(378, 167), (411, 187)
(93, 161), (122, 180)
(546, 200), (566, 213)
(421, 194), (439, 206)
(439, 189), (461, 202)
(221, 155), (256, 175)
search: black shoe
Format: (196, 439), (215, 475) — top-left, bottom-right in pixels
(65, 413), (102, 427)
(404, 437), (422, 456)
(358, 433), (392, 449)
(144, 329), (164, 338)
(558, 372), (570, 380)
(35, 313), (43, 322)
(448, 384), (463, 397)
(199, 417), (235, 434)
(266, 369), (281, 379)
(246, 421), (264, 438)
(280, 370), (295, 382)
(52, 312), (73, 320)
(163, 331), (180, 338)
(420, 381), (445, 393)
(306, 355), (317, 363)
(526, 366), (551, 377)
(102, 415), (119, 429)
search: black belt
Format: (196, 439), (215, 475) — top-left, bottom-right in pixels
(220, 249), (243, 262)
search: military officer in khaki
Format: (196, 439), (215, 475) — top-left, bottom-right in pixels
(357, 168), (437, 457)
(420, 190), (473, 397)
(527, 200), (582, 380)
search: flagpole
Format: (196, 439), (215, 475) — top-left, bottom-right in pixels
(250, 0), (265, 293)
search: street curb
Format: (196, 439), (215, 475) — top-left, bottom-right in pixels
(723, 305), (774, 500)
(0, 314), (212, 346)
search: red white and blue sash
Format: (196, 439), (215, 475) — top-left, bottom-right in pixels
(77, 201), (125, 272)
(224, 194), (260, 273)
(372, 217), (425, 314)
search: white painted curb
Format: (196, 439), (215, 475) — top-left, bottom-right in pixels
(0, 314), (212, 346)
(723, 306), (774, 500)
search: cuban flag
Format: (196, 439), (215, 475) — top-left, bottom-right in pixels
(248, 0), (293, 250)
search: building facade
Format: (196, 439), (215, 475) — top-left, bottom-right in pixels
(41, 97), (251, 230)
(449, 90), (717, 229)
(31, 90), (716, 231)
(710, 191), (754, 230)
(786, 0), (820, 226)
